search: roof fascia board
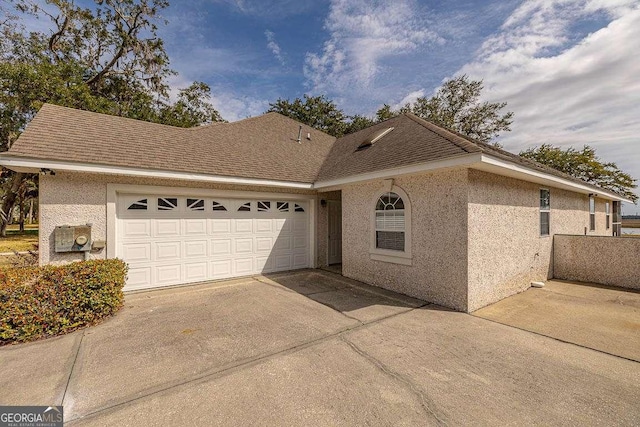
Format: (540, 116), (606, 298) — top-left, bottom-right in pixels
(313, 153), (482, 189)
(478, 154), (632, 202)
(0, 156), (313, 190)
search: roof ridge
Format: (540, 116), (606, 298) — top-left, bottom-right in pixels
(403, 113), (481, 154)
(40, 103), (192, 131)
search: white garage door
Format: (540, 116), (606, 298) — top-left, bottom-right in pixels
(117, 194), (311, 291)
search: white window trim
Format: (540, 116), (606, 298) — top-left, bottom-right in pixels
(540, 188), (550, 237)
(369, 185), (412, 265)
(589, 196), (596, 231)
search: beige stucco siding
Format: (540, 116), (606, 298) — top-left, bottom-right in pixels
(466, 169), (613, 312)
(553, 235), (640, 290)
(39, 172), (317, 265)
(341, 169), (469, 311)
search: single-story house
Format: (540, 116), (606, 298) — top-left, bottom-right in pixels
(0, 104), (631, 312)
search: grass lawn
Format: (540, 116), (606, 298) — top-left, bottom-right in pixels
(0, 224), (38, 253)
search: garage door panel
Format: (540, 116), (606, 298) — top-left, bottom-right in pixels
(185, 219), (207, 235)
(293, 236), (307, 249)
(155, 241), (181, 261)
(211, 260), (232, 278)
(119, 194), (311, 291)
(155, 220), (181, 237)
(155, 264), (181, 285)
(293, 218), (307, 232)
(234, 238), (253, 254)
(256, 256), (274, 272)
(122, 220), (151, 239)
(185, 240), (207, 257)
(234, 258), (253, 275)
(211, 239), (232, 256)
(185, 262), (208, 281)
(275, 255), (293, 269)
(122, 243), (151, 262)
(255, 219), (273, 233)
(275, 218), (290, 232)
(255, 237), (273, 252)
(127, 267), (152, 289)
(234, 219), (252, 233)
(210, 219), (231, 234)
(274, 236), (292, 251)
(294, 253), (309, 268)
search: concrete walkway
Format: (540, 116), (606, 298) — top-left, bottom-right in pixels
(1, 270), (638, 426)
(474, 279), (640, 362)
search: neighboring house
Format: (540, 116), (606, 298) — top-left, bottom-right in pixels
(0, 104), (631, 312)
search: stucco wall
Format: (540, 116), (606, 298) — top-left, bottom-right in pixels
(466, 169), (613, 311)
(553, 235), (640, 289)
(316, 190), (341, 268)
(39, 172), (316, 265)
(341, 169), (469, 311)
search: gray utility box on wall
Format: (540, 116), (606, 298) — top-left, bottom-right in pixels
(54, 225), (92, 252)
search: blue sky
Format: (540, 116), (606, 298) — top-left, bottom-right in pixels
(8, 0), (640, 208)
(162, 0), (640, 208)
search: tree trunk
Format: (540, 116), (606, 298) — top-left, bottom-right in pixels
(28, 199), (34, 224)
(19, 194), (25, 233)
(0, 172), (24, 237)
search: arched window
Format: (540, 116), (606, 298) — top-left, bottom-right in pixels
(375, 192), (405, 251)
(370, 186), (412, 265)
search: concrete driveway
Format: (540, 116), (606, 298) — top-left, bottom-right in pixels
(474, 279), (640, 362)
(1, 270), (639, 426)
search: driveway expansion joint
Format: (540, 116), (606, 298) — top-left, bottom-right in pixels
(65, 302), (432, 424)
(61, 330), (85, 407)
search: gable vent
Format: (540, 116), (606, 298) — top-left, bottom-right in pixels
(356, 127), (394, 151)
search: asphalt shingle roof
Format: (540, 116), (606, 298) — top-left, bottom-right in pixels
(6, 104), (337, 184)
(3, 104), (618, 197)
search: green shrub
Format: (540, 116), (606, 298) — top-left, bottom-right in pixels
(0, 259), (127, 345)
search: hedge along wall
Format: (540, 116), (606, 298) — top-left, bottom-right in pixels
(0, 259), (128, 344)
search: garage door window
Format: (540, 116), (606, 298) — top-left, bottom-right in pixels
(127, 199), (148, 210)
(277, 202), (289, 212)
(257, 201), (271, 212)
(238, 202), (251, 212)
(158, 197), (178, 211)
(212, 201), (227, 211)
(294, 204), (305, 212)
(187, 198), (205, 211)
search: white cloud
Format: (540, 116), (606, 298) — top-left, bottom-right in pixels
(167, 74), (268, 122)
(208, 0), (317, 18)
(457, 0), (640, 202)
(392, 89), (426, 110)
(304, 0), (442, 98)
(265, 30), (285, 65)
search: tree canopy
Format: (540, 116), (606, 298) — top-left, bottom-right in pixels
(0, 0), (224, 234)
(520, 144), (638, 203)
(378, 75), (514, 144)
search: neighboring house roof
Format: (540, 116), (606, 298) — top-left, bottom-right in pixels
(4, 104), (336, 184)
(1, 103), (630, 201)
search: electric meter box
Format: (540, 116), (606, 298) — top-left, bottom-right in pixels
(54, 225), (92, 252)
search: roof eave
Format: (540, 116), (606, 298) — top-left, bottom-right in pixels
(0, 155), (314, 190)
(477, 154), (633, 203)
(313, 153), (482, 189)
